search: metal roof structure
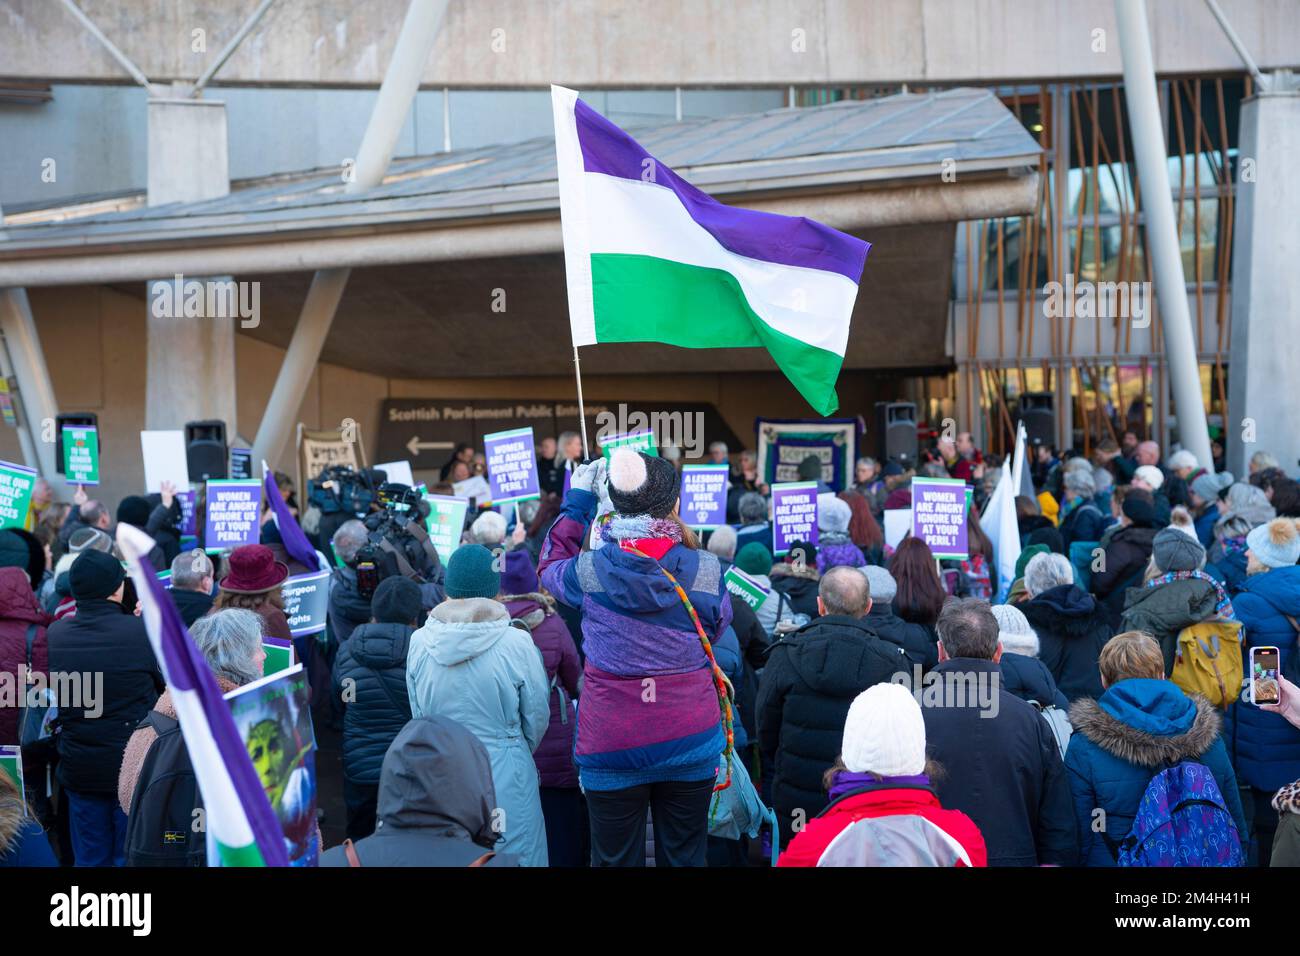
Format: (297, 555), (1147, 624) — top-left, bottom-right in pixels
(2, 87), (1041, 256)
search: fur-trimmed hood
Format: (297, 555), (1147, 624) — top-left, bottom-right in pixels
(1021, 584), (1109, 639)
(1273, 780), (1300, 816)
(770, 562), (819, 583)
(1069, 678), (1220, 767)
(500, 592), (554, 631)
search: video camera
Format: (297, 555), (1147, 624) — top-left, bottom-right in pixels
(307, 465), (378, 516)
(353, 482), (441, 600)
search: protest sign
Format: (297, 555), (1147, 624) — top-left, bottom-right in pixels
(680, 464), (729, 529)
(374, 460), (415, 487)
(883, 508), (911, 549)
(224, 664), (318, 867)
(424, 494), (470, 562)
(0, 379), (15, 428)
(204, 479), (262, 552)
(0, 461), (37, 530)
(483, 427), (541, 505)
(62, 424), (99, 486)
(452, 474), (491, 505)
(771, 481), (819, 556)
(177, 489), (197, 535)
(911, 477), (969, 559)
(601, 430), (657, 460)
(262, 637), (295, 676)
(281, 567), (330, 637)
(140, 430), (190, 493)
(229, 447), (252, 480)
(724, 565), (770, 611)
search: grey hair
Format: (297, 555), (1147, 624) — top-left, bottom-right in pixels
(856, 456), (878, 470)
(936, 597), (1000, 660)
(170, 548), (214, 590)
(737, 492), (767, 525)
(470, 511), (506, 545)
(1250, 450), (1280, 472)
(331, 519), (370, 565)
(709, 441), (729, 455)
(190, 609), (265, 686)
(1024, 551), (1074, 596)
(819, 566), (872, 617)
(1063, 468), (1096, 498)
(707, 525), (737, 562)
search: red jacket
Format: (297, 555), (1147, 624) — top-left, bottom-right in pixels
(778, 785), (987, 867)
(0, 566), (50, 745)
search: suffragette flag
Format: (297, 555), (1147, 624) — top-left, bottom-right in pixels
(262, 460), (319, 571)
(552, 86), (870, 417)
(117, 523), (289, 867)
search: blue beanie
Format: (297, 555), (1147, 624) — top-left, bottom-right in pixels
(444, 544), (500, 600)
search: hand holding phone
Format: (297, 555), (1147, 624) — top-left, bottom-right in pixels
(1249, 646), (1282, 706)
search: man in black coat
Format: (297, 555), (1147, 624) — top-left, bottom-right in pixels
(1019, 551), (1111, 701)
(920, 598), (1078, 867)
(860, 565), (938, 672)
(165, 548), (215, 626)
(46, 550), (163, 866)
(332, 576), (418, 840)
(757, 566), (908, 846)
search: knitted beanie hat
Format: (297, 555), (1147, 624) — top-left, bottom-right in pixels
(1134, 465), (1165, 491)
(818, 494), (851, 535)
(1123, 489), (1157, 527)
(859, 564), (897, 603)
(840, 683), (927, 777)
(444, 544), (501, 599)
(734, 542), (774, 577)
(70, 549), (126, 601)
(797, 455), (823, 482)
(991, 603), (1038, 657)
(607, 448), (680, 519)
(1191, 470), (1232, 503)
(116, 495), (153, 529)
(1246, 518), (1300, 570)
(1152, 526), (1205, 573)
(371, 575), (424, 625)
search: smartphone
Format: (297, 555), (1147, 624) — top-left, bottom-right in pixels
(1249, 646), (1282, 706)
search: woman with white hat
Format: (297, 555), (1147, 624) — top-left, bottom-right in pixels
(777, 683), (986, 867)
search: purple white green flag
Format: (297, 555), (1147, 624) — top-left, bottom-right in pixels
(117, 523), (290, 867)
(551, 86), (870, 416)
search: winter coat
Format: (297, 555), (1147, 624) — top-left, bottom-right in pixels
(167, 587), (213, 628)
(725, 594), (767, 745)
(333, 622), (413, 786)
(756, 614), (908, 844)
(320, 716), (519, 867)
(921, 658), (1078, 866)
(1092, 525), (1159, 624)
(816, 532), (866, 575)
(504, 593), (581, 789)
(539, 490), (728, 792)
(768, 563), (821, 624)
(0, 566), (49, 746)
(865, 602), (937, 673)
(1206, 537), (1249, 595)
(146, 500), (183, 570)
(1223, 565), (1300, 791)
(1065, 679), (1247, 866)
(46, 599), (163, 795)
(1193, 505), (1217, 548)
(1059, 499), (1107, 552)
(1021, 584), (1111, 702)
(406, 597), (550, 866)
(1272, 781), (1300, 868)
(1000, 652), (1069, 710)
(1120, 575), (1226, 675)
(734, 523), (772, 558)
(778, 782), (987, 867)
(328, 567), (373, 646)
(713, 625), (748, 751)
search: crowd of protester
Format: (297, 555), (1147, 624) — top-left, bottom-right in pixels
(2, 422), (1299, 869)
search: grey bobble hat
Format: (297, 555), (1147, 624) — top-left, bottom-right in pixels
(1152, 526), (1206, 573)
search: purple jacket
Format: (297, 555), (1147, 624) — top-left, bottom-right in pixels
(505, 594), (581, 789)
(538, 489), (729, 791)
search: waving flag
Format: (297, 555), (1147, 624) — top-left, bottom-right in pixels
(982, 424), (1027, 602)
(262, 460), (319, 570)
(117, 523), (289, 867)
(551, 86), (870, 416)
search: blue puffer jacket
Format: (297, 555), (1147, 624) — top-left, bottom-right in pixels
(332, 622), (413, 785)
(1205, 538), (1249, 595)
(1223, 565), (1300, 791)
(1065, 679), (1247, 866)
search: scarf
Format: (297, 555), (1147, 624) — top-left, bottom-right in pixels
(828, 771), (931, 802)
(1144, 569), (1236, 620)
(599, 513), (683, 544)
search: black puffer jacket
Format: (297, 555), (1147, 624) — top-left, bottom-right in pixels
(1092, 525), (1159, 625)
(865, 602), (937, 672)
(1021, 584), (1112, 702)
(999, 652), (1069, 710)
(333, 622), (413, 785)
(756, 614), (907, 844)
(46, 599), (164, 795)
(768, 564), (821, 623)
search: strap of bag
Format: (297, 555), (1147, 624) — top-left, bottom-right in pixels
(467, 851), (495, 867)
(23, 622), (38, 683)
(343, 838), (363, 867)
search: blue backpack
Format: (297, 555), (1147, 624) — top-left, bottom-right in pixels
(1116, 760), (1243, 867)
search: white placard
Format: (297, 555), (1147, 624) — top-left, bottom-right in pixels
(140, 430), (190, 493)
(884, 508), (911, 550)
(375, 460), (415, 487)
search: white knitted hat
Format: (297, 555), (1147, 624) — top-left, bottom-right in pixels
(990, 603), (1039, 657)
(1134, 465), (1165, 491)
(840, 683), (927, 776)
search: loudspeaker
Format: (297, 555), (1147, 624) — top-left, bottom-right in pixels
(55, 412), (99, 476)
(185, 420), (228, 482)
(1017, 392), (1056, 447)
(874, 401), (918, 466)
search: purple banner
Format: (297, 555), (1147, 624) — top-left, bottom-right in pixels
(680, 465), (729, 530)
(177, 490), (197, 536)
(771, 481), (819, 556)
(204, 479), (262, 553)
(484, 427), (541, 505)
(911, 478), (969, 559)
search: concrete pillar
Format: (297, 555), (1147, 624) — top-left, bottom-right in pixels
(144, 92), (236, 432)
(0, 287), (72, 495)
(1227, 86), (1300, 476)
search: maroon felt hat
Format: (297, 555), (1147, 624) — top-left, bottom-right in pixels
(218, 544), (289, 594)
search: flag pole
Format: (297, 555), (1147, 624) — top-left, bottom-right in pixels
(573, 345), (590, 458)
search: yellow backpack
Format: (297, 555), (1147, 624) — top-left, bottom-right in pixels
(1170, 619), (1244, 709)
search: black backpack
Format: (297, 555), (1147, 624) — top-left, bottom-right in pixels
(124, 711), (206, 867)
